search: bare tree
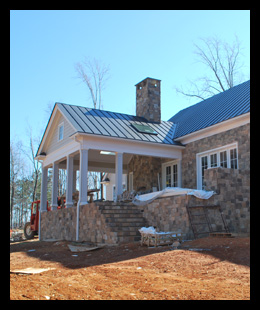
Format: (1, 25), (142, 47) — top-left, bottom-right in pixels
(175, 35), (247, 101)
(24, 125), (41, 202)
(10, 139), (23, 228)
(75, 57), (110, 109)
(75, 57), (110, 199)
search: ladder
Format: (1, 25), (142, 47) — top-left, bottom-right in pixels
(186, 205), (229, 239)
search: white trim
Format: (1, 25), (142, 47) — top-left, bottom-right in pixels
(74, 133), (184, 159)
(175, 113), (250, 145)
(196, 142), (238, 190)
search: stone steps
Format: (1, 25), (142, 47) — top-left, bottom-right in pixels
(98, 203), (148, 243)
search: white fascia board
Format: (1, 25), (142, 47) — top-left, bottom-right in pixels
(74, 133), (184, 159)
(175, 113), (250, 145)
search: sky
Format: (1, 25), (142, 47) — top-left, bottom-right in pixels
(10, 10), (250, 149)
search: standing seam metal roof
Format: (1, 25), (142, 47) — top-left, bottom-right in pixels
(57, 102), (181, 146)
(169, 80), (250, 138)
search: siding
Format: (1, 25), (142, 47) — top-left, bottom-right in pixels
(44, 110), (75, 155)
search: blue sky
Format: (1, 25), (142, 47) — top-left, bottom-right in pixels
(10, 10), (250, 147)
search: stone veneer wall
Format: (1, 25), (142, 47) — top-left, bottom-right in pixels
(138, 166), (250, 239)
(203, 167), (250, 235)
(139, 195), (194, 239)
(181, 123), (250, 189)
(136, 78), (161, 123)
(128, 155), (162, 192)
(40, 165), (250, 243)
(40, 202), (118, 244)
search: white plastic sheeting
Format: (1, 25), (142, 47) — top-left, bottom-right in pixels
(132, 187), (215, 206)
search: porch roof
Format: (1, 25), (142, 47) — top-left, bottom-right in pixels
(57, 102), (183, 146)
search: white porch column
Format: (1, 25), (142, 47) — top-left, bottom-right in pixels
(66, 155), (74, 208)
(115, 152), (123, 201)
(39, 164), (48, 241)
(51, 162), (59, 210)
(73, 168), (77, 193)
(40, 165), (48, 212)
(79, 148), (89, 205)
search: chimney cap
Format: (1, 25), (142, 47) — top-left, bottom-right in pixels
(135, 77), (161, 86)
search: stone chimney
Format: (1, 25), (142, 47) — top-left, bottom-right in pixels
(135, 77), (161, 123)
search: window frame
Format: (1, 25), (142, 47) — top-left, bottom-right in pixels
(58, 122), (64, 141)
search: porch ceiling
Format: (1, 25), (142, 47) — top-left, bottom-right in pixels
(58, 149), (133, 173)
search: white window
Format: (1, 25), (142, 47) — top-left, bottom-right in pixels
(196, 143), (238, 190)
(162, 160), (181, 189)
(58, 123), (64, 141)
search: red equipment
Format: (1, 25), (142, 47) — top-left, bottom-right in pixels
(24, 200), (51, 240)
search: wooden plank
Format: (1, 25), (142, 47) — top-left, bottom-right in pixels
(210, 233), (233, 238)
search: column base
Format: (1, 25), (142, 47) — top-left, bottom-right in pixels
(51, 204), (58, 211)
(66, 202), (74, 208)
(80, 201), (88, 206)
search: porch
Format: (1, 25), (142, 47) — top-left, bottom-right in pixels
(38, 133), (183, 241)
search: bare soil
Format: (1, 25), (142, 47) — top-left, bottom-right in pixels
(10, 236), (250, 300)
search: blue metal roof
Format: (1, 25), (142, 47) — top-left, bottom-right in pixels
(57, 103), (182, 146)
(169, 80), (250, 139)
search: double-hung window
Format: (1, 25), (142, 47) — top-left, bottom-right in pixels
(196, 143), (238, 190)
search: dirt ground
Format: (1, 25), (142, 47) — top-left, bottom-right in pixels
(10, 236), (250, 300)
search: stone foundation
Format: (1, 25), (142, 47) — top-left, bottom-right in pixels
(40, 201), (147, 244)
(40, 167), (250, 243)
(40, 203), (117, 244)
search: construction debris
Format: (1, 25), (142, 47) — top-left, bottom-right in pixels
(67, 242), (104, 253)
(10, 267), (55, 275)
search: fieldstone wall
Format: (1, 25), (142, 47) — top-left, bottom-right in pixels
(204, 167), (250, 235)
(139, 195), (194, 239)
(181, 123), (250, 189)
(128, 155), (162, 192)
(136, 78), (161, 123)
(138, 165), (250, 238)
(40, 203), (118, 244)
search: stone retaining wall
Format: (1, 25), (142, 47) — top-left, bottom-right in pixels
(40, 202), (118, 244)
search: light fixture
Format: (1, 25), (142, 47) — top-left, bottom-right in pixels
(100, 151), (116, 156)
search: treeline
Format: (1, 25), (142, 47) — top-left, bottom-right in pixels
(10, 133), (103, 229)
(10, 134), (42, 229)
